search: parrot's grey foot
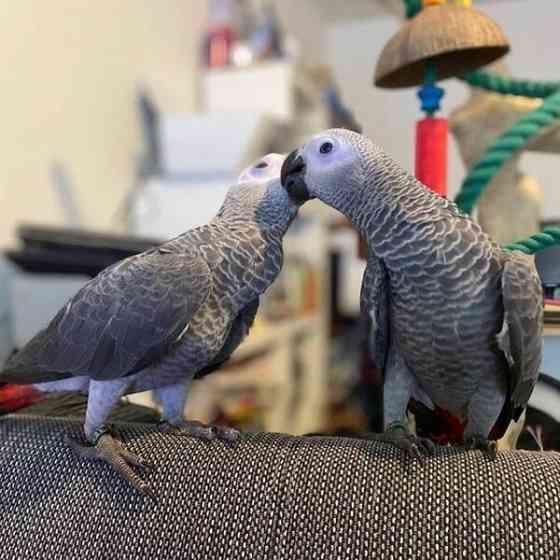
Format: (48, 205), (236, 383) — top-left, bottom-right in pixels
(360, 422), (436, 462)
(463, 434), (497, 458)
(158, 420), (240, 442)
(65, 429), (156, 501)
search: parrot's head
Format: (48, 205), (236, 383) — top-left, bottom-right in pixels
(219, 153), (302, 234)
(280, 128), (380, 212)
(237, 153), (285, 184)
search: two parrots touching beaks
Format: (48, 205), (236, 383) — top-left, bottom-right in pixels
(1, 130), (543, 497)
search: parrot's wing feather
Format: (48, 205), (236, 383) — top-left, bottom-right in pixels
(195, 297), (260, 379)
(2, 248), (211, 382)
(220, 297), (260, 358)
(360, 255), (390, 371)
(498, 252), (543, 412)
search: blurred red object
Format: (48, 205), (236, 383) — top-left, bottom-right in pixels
(415, 117), (448, 197)
(205, 25), (236, 68)
(0, 384), (41, 414)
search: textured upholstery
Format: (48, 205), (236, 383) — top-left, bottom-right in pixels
(2, 414), (560, 559)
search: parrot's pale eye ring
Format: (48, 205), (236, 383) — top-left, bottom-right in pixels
(319, 141), (334, 155)
(255, 161), (268, 169)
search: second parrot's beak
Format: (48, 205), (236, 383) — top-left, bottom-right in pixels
(281, 150), (313, 204)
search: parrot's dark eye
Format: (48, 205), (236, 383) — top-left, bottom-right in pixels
(255, 161), (268, 169)
(319, 141), (333, 154)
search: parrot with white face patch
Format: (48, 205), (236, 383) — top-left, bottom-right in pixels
(238, 153), (285, 183)
(1, 154), (298, 497)
(280, 129), (543, 459)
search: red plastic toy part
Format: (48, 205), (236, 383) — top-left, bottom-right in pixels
(415, 117), (448, 197)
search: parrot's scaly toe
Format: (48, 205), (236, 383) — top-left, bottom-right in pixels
(66, 432), (156, 500)
(383, 432), (435, 463)
(358, 423), (436, 463)
(463, 435), (498, 458)
(159, 420), (240, 443)
(214, 425), (241, 442)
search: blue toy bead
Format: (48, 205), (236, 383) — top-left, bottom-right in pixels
(417, 83), (445, 116)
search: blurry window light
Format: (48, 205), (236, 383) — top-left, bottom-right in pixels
(231, 43), (254, 67)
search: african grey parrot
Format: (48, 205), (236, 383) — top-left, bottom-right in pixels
(1, 153), (298, 497)
(280, 129), (543, 458)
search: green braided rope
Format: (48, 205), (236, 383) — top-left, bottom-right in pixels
(462, 71), (560, 99)
(400, 0), (560, 254)
(504, 227), (560, 255)
(456, 70), (560, 254)
(454, 89), (560, 214)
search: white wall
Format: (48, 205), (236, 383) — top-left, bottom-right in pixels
(328, 0), (560, 219)
(0, 1), (206, 247)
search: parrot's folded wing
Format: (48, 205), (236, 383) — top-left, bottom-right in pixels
(1, 248), (211, 383)
(499, 252), (544, 414)
(360, 255), (390, 371)
(195, 297), (259, 379)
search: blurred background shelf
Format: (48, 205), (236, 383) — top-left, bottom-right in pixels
(203, 60), (294, 121)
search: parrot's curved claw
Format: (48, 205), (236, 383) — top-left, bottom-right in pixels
(65, 433), (156, 501)
(158, 420), (241, 443)
(358, 424), (436, 463)
(463, 435), (497, 458)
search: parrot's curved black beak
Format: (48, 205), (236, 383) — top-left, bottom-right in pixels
(280, 150), (313, 204)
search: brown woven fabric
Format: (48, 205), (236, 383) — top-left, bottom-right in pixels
(1, 414), (560, 559)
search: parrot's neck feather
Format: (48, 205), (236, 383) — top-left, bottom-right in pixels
(341, 154), (464, 268)
(169, 219), (285, 310)
(215, 215), (291, 246)
(350, 165), (439, 234)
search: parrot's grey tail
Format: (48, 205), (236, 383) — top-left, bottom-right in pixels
(0, 329), (72, 385)
(0, 367), (73, 385)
